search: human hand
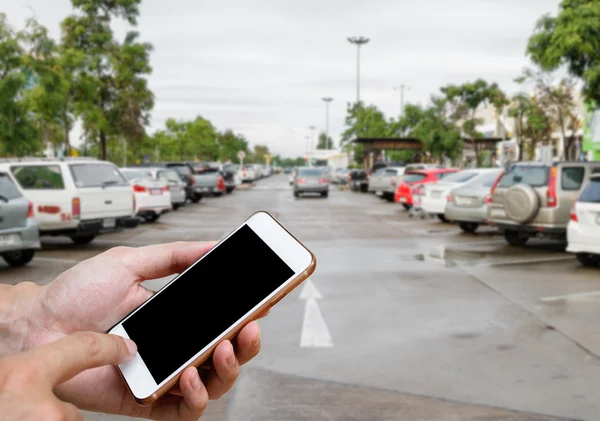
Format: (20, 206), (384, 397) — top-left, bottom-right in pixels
(0, 331), (136, 421)
(21, 242), (264, 420)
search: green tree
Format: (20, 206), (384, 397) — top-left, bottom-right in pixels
(251, 144), (270, 164)
(524, 98), (552, 160)
(441, 79), (508, 166)
(218, 129), (249, 163)
(341, 103), (390, 165)
(316, 131), (334, 149)
(527, 0), (600, 105)
(507, 93), (531, 161)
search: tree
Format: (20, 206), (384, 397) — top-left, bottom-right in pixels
(252, 144), (270, 164)
(527, 0), (600, 105)
(218, 129), (249, 163)
(316, 131), (334, 149)
(441, 79), (508, 166)
(507, 93), (531, 161)
(523, 98), (552, 160)
(341, 102), (390, 164)
(516, 67), (577, 160)
(0, 13), (39, 156)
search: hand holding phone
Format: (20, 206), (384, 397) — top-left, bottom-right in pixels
(110, 211), (316, 404)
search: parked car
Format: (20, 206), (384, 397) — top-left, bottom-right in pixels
(368, 167), (405, 201)
(189, 165), (227, 197)
(293, 168), (329, 198)
(0, 171), (40, 267)
(421, 169), (499, 222)
(444, 169), (504, 233)
(156, 163), (203, 203)
(394, 168), (460, 209)
(221, 164), (242, 193)
(488, 161), (600, 246)
(241, 164), (257, 183)
(151, 168), (187, 210)
(567, 174), (600, 266)
(284, 167), (292, 174)
(348, 169), (369, 192)
(120, 168), (172, 222)
(0, 158), (138, 245)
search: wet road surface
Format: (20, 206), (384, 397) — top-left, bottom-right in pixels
(3, 174), (600, 420)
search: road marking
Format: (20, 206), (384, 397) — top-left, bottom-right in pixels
(487, 255), (574, 267)
(540, 290), (600, 303)
(300, 279), (333, 348)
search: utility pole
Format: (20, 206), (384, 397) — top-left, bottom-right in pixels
(347, 36), (370, 104)
(308, 125), (316, 167)
(305, 135), (310, 166)
(322, 97), (333, 149)
(394, 84), (410, 119)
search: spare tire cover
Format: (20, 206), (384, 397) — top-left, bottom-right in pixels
(504, 184), (540, 224)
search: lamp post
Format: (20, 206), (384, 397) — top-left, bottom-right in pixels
(347, 36), (370, 104)
(308, 125), (316, 166)
(321, 97), (333, 149)
(394, 84), (410, 119)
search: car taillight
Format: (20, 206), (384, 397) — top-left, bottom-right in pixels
(189, 176), (195, 185)
(162, 186), (169, 192)
(488, 172), (503, 204)
(133, 185), (147, 193)
(547, 166), (557, 208)
(391, 179), (396, 187)
(27, 201), (34, 218)
(484, 194), (492, 204)
(446, 194), (452, 202)
(72, 197), (80, 219)
(297, 178), (307, 184)
(570, 203), (578, 222)
(319, 178), (328, 184)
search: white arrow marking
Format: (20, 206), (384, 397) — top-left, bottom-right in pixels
(300, 279), (333, 348)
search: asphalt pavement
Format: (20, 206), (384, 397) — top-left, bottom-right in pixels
(3, 174), (600, 420)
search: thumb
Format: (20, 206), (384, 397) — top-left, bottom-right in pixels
(26, 331), (137, 386)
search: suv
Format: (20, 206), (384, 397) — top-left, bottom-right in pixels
(567, 174), (600, 266)
(488, 161), (600, 246)
(0, 158), (138, 245)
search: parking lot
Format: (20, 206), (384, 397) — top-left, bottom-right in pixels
(3, 173), (600, 420)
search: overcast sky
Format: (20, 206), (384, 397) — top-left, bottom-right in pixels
(4, 0), (559, 157)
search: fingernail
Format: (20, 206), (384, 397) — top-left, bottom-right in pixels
(191, 370), (202, 391)
(124, 339), (137, 358)
(226, 343), (236, 367)
(252, 334), (260, 348)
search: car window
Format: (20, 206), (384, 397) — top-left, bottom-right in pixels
(158, 170), (181, 182)
(497, 165), (549, 188)
(466, 171), (502, 188)
(70, 164), (128, 188)
(404, 173), (427, 183)
(298, 168), (324, 177)
(439, 171), (478, 183)
(561, 167), (585, 191)
(11, 165), (65, 190)
(374, 168), (386, 176)
(121, 169), (153, 181)
(0, 173), (23, 199)
(436, 171), (457, 180)
(167, 165), (192, 176)
(579, 179), (600, 203)
(384, 169), (398, 176)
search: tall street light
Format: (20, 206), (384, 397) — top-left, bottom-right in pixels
(322, 97), (333, 149)
(394, 84), (410, 119)
(347, 36), (370, 104)
(308, 125), (316, 166)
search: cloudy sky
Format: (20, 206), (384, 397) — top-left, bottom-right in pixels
(5, 0), (559, 157)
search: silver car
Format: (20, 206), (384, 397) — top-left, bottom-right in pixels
(293, 168), (329, 198)
(0, 171), (40, 267)
(150, 168), (187, 210)
(445, 169), (503, 233)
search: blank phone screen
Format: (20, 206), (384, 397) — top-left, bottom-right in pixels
(122, 224), (295, 384)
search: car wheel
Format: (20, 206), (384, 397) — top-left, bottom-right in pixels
(226, 187), (235, 194)
(437, 214), (449, 223)
(322, 191), (329, 198)
(402, 204), (410, 210)
(2, 249), (35, 267)
(191, 194), (202, 203)
(294, 192), (300, 198)
(70, 235), (97, 245)
(504, 231), (529, 247)
(459, 222), (479, 233)
(212, 192), (224, 197)
(173, 204), (180, 211)
(575, 253), (600, 267)
(143, 214), (160, 223)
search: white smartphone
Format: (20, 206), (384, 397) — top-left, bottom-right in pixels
(109, 211), (316, 405)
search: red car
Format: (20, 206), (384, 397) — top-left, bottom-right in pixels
(394, 168), (460, 208)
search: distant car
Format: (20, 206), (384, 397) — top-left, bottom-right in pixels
(422, 169), (499, 222)
(241, 165), (257, 183)
(221, 164), (242, 193)
(488, 161), (600, 246)
(293, 168), (329, 198)
(284, 167), (292, 174)
(0, 158), (138, 245)
(289, 168), (298, 185)
(120, 168), (171, 223)
(348, 169), (369, 192)
(394, 168), (460, 209)
(160, 163), (203, 203)
(368, 167), (405, 201)
(567, 174), (600, 266)
(444, 169), (504, 233)
(148, 168), (187, 210)
(0, 171), (40, 267)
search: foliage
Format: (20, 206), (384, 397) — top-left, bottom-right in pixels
(251, 144), (271, 164)
(527, 0), (600, 105)
(218, 129), (250, 163)
(507, 93), (532, 161)
(274, 156), (306, 167)
(317, 132), (334, 149)
(341, 102), (391, 164)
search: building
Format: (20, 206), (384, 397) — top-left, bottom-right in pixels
(305, 149), (349, 168)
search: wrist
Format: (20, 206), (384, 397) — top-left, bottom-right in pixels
(0, 282), (45, 357)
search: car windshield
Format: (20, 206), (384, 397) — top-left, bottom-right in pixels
(298, 168), (324, 177)
(158, 170), (181, 182)
(440, 171), (479, 183)
(70, 164), (129, 188)
(122, 169), (153, 181)
(579, 179), (600, 203)
(0, 173), (22, 200)
(497, 165), (549, 188)
(404, 173), (427, 183)
(167, 165), (192, 176)
(466, 171), (502, 188)
(11, 165), (65, 190)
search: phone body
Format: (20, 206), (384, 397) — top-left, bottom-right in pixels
(109, 211), (316, 405)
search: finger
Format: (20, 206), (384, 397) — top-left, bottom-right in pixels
(204, 341), (239, 400)
(149, 367), (208, 421)
(109, 241), (216, 282)
(60, 401), (84, 421)
(26, 332), (136, 386)
(234, 321), (262, 366)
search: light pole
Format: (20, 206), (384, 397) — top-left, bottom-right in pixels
(321, 97), (333, 149)
(394, 84), (410, 119)
(305, 135), (310, 165)
(347, 36), (370, 104)
(308, 125), (316, 166)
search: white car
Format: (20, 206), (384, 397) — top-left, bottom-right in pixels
(146, 167), (187, 210)
(120, 168), (172, 223)
(0, 158), (138, 244)
(241, 165), (257, 183)
(567, 174), (600, 267)
(421, 169), (499, 222)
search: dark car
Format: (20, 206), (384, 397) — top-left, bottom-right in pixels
(135, 162), (202, 203)
(348, 170), (369, 192)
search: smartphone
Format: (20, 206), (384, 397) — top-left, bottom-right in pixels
(109, 211), (316, 405)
